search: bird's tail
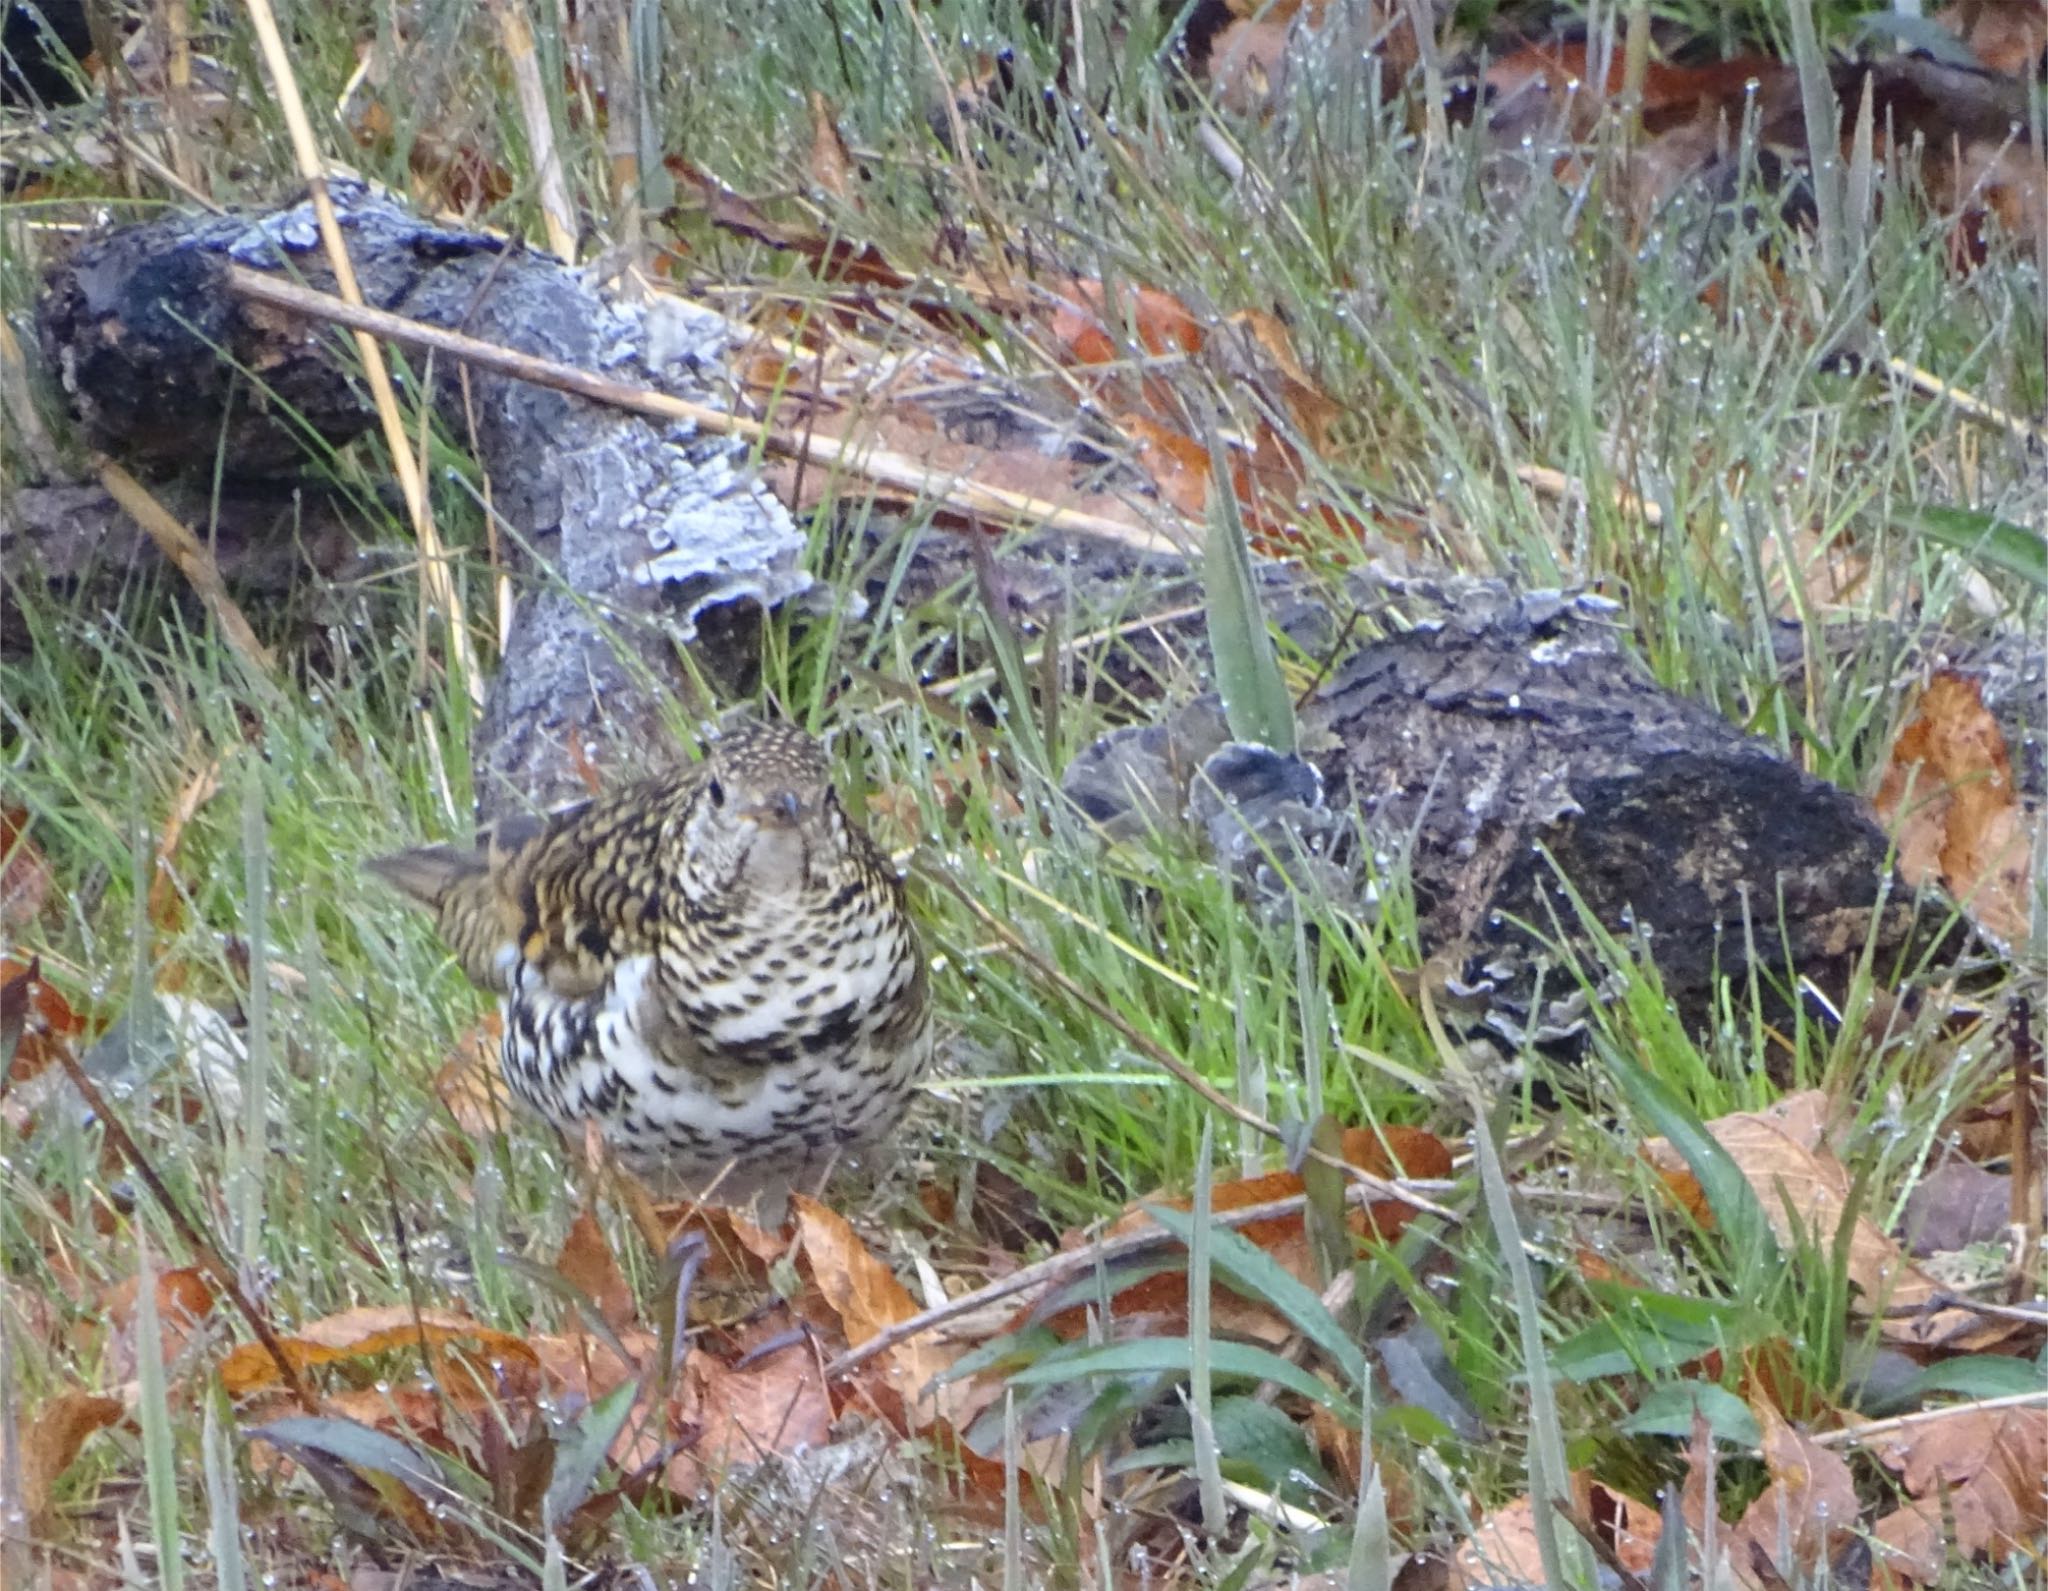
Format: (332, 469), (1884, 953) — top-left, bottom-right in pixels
(367, 846), (514, 992)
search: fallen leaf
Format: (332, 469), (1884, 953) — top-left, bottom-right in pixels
(104, 1265), (217, 1378)
(219, 1306), (538, 1398)
(555, 1207), (636, 1333)
(1874, 670), (2033, 950)
(21, 1391), (124, 1529)
(807, 91), (855, 199)
(1899, 1159), (2013, 1257)
(1938, 0), (2048, 77)
(660, 1329), (835, 1496)
(1026, 1127), (1452, 1349)
(0, 807), (52, 929)
(1452, 1492), (1548, 1589)
(433, 1011), (509, 1139)
(793, 1195), (972, 1434)
(1732, 1404), (1860, 1584)
(1868, 1405), (2048, 1584)
(1, 954), (91, 1097)
(1641, 1091), (1980, 1346)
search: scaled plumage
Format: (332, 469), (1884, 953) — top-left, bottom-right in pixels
(370, 722), (930, 1198)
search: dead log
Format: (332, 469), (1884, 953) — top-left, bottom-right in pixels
(33, 183), (808, 819)
(1065, 579), (1962, 1040)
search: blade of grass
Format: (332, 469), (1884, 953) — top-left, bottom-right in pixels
(136, 1231), (186, 1591)
(1204, 432), (1296, 753)
(1188, 1118), (1227, 1533)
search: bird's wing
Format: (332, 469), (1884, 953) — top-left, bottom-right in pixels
(490, 774), (687, 1000)
(369, 773), (687, 999)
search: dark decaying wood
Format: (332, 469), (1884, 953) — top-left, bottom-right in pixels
(1064, 580), (1969, 1039)
(33, 183), (808, 820)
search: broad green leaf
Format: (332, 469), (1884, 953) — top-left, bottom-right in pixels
(1602, 1047), (1779, 1277)
(1617, 1381), (1762, 1447)
(542, 1376), (636, 1530)
(1897, 504), (2047, 590)
(1554, 1287), (1771, 1381)
(1900, 1354), (2048, 1404)
(248, 1415), (452, 1500)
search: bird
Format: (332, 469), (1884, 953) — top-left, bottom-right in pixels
(368, 721), (932, 1206)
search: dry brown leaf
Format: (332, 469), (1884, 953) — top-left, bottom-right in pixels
(807, 92), (855, 200)
(1044, 1127), (1453, 1345)
(103, 1265), (216, 1379)
(433, 1011), (509, 1139)
(1874, 671), (2033, 950)
(1451, 1493), (1548, 1589)
(1867, 1405), (2048, 1584)
(659, 1330), (836, 1496)
(21, 1391), (124, 1528)
(1939, 0), (2048, 76)
(0, 807), (52, 930)
(219, 1306), (538, 1397)
(1640, 1091), (1982, 1345)
(792, 1195), (976, 1435)
(1, 955), (91, 1101)
(555, 1207), (636, 1333)
(1731, 1403), (1860, 1586)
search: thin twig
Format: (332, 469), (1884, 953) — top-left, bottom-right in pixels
(238, 0), (482, 702)
(1887, 357), (2045, 448)
(95, 458), (277, 677)
(224, 266), (1190, 556)
(1809, 1388), (2048, 1450)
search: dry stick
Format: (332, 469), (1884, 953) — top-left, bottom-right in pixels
(44, 1007), (318, 1415)
(491, 0), (578, 264)
(96, 458), (278, 677)
(225, 267), (1190, 556)
(917, 863), (1461, 1227)
(238, 0), (481, 704)
(1515, 463), (1666, 527)
(1887, 358), (2044, 447)
(823, 1180), (1412, 1381)
(1808, 1388), (2048, 1451)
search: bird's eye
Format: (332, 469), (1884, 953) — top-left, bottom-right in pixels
(706, 776), (726, 808)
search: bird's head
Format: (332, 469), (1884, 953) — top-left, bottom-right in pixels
(674, 721), (849, 900)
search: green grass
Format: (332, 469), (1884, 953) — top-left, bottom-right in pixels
(4, 0), (2043, 1583)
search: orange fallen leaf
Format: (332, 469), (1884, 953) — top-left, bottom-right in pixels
(433, 1011), (509, 1140)
(793, 1194), (975, 1435)
(22, 1391), (124, 1529)
(1, 806), (52, 930)
(555, 1207), (636, 1334)
(659, 1330), (836, 1496)
(1039, 1126), (1452, 1344)
(1, 954), (92, 1098)
(1874, 670), (2033, 950)
(219, 1306), (538, 1397)
(104, 1266), (217, 1377)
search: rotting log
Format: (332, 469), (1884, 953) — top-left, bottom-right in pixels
(1064, 580), (1974, 1040)
(33, 182), (808, 820)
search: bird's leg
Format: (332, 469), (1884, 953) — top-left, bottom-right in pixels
(660, 1227), (711, 1377)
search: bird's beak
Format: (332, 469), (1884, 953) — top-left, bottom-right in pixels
(743, 789), (804, 827)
